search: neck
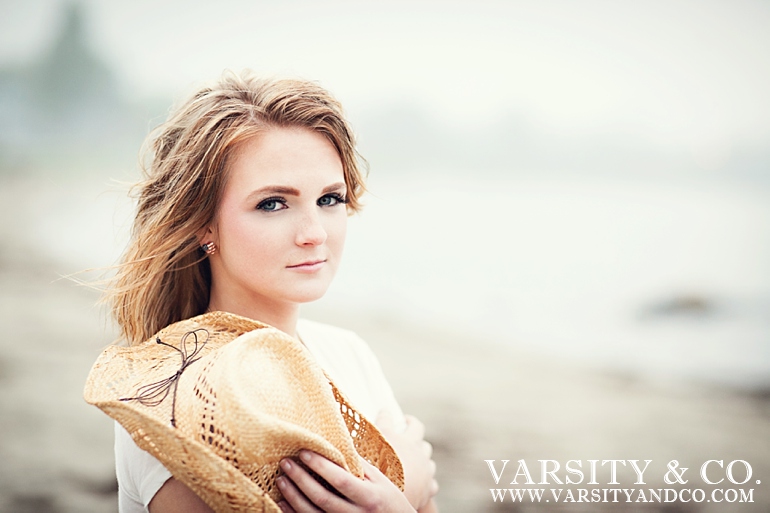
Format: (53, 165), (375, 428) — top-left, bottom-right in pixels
(207, 295), (300, 338)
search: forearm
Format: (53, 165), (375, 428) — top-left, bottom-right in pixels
(417, 498), (438, 513)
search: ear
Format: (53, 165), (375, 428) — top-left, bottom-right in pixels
(196, 224), (217, 246)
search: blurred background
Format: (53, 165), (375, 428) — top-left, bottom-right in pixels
(0, 0), (768, 511)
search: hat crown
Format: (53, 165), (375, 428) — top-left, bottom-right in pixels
(175, 328), (363, 502)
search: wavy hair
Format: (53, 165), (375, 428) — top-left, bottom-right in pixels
(108, 71), (366, 346)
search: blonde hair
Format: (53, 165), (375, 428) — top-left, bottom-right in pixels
(108, 71), (366, 346)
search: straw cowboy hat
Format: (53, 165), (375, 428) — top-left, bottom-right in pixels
(84, 311), (403, 512)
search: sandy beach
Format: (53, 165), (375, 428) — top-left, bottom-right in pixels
(1, 176), (768, 512)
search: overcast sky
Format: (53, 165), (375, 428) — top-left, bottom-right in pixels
(2, 0), (770, 160)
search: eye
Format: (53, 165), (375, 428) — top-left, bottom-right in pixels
(318, 193), (347, 207)
(256, 197), (287, 212)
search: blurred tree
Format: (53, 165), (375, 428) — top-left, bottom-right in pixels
(0, 1), (139, 172)
(28, 1), (119, 119)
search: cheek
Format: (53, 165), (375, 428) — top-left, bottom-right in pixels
(327, 212), (348, 253)
(218, 210), (278, 262)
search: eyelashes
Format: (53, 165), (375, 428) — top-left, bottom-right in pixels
(256, 197), (287, 212)
(318, 192), (348, 207)
(255, 193), (348, 212)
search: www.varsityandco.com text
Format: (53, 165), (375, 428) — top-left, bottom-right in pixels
(486, 459), (758, 504)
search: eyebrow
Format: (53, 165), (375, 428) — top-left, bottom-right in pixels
(246, 182), (347, 200)
(322, 182), (347, 194)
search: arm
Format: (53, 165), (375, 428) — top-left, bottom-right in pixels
(145, 464), (436, 513)
(279, 412), (439, 512)
(115, 423), (210, 513)
(377, 413), (439, 511)
(277, 451), (415, 512)
(267, 323), (438, 510)
(148, 478), (214, 513)
(418, 500), (439, 513)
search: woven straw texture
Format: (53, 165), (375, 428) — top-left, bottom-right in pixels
(84, 311), (403, 512)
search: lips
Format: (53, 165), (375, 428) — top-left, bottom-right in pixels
(287, 259), (327, 272)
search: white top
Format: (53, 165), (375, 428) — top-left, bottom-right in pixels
(114, 319), (405, 513)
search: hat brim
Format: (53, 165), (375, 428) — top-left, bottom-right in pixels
(84, 312), (403, 512)
(103, 400), (278, 512)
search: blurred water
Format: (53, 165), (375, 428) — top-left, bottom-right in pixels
(333, 173), (770, 389)
(24, 172), (770, 390)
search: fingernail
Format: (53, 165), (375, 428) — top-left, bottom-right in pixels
(299, 451), (311, 463)
(280, 459), (292, 471)
(277, 476), (286, 489)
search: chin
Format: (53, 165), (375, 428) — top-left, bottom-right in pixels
(285, 284), (332, 304)
(283, 272), (336, 303)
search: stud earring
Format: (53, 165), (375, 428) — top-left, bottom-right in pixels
(201, 242), (218, 255)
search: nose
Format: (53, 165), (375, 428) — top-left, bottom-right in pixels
(295, 209), (328, 246)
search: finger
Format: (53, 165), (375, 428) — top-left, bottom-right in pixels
(288, 451), (358, 511)
(276, 473), (321, 513)
(277, 500), (296, 513)
(299, 451), (373, 506)
(376, 409), (394, 429)
(422, 440), (433, 458)
(359, 455), (389, 483)
(430, 479), (440, 496)
(403, 415), (425, 439)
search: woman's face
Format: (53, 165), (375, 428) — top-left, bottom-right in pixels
(205, 127), (348, 315)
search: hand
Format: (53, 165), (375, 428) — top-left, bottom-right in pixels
(276, 450), (415, 512)
(376, 412), (438, 510)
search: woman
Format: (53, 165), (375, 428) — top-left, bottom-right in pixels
(106, 70), (438, 512)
